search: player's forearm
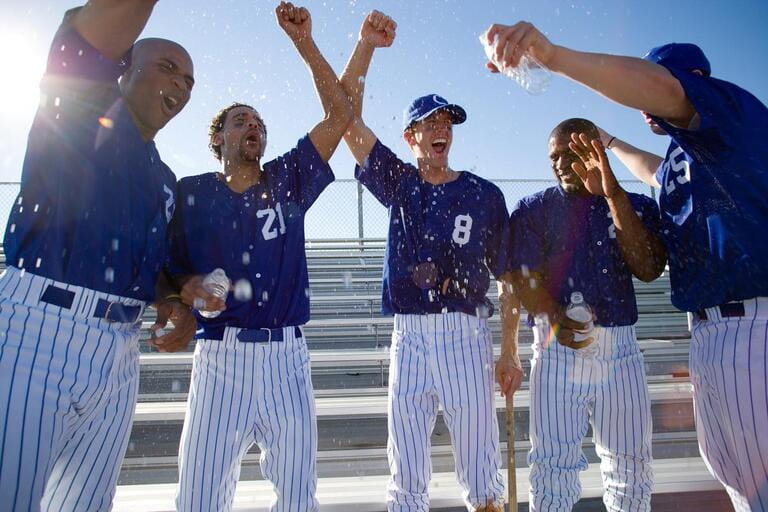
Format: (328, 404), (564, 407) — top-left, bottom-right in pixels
(72, 0), (158, 60)
(607, 136), (663, 188)
(548, 46), (694, 125)
(510, 271), (562, 323)
(340, 39), (376, 118)
(294, 38), (352, 123)
(497, 278), (521, 358)
(607, 189), (667, 282)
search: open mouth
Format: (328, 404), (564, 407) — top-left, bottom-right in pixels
(431, 138), (448, 154)
(162, 95), (179, 113)
(244, 133), (261, 149)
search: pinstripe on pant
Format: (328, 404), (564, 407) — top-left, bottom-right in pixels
(386, 312), (504, 512)
(0, 267), (142, 512)
(528, 322), (653, 512)
(689, 297), (768, 512)
(176, 326), (319, 512)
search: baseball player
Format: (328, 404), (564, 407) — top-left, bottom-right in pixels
(339, 12), (521, 512)
(509, 118), (666, 511)
(0, 2), (197, 510)
(168, 3), (352, 511)
(484, 23), (768, 511)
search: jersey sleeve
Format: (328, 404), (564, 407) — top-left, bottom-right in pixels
(508, 199), (547, 275)
(484, 187), (512, 279)
(166, 182), (195, 279)
(273, 135), (335, 212)
(354, 139), (413, 208)
(652, 70), (742, 162)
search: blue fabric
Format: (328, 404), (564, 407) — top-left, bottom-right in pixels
(651, 68), (768, 311)
(356, 140), (509, 316)
(509, 186), (662, 326)
(402, 94), (466, 130)
(3, 22), (177, 302)
(168, 136), (333, 338)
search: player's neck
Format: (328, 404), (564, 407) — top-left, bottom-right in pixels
(418, 162), (458, 185)
(221, 161), (263, 193)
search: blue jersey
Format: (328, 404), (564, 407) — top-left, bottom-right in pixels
(356, 140), (509, 316)
(168, 135), (333, 338)
(652, 68), (768, 311)
(2, 20), (176, 302)
(509, 186), (662, 326)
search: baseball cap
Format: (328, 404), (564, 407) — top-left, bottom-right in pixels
(402, 94), (467, 131)
(643, 43), (711, 77)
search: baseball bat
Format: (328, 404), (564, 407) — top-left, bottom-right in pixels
(506, 391), (517, 512)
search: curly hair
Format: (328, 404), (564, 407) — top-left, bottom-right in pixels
(208, 102), (266, 161)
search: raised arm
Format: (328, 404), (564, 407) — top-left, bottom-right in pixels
(484, 22), (696, 128)
(340, 10), (397, 165)
(276, 2), (353, 163)
(70, 0), (158, 60)
(596, 126), (663, 188)
(569, 133), (667, 282)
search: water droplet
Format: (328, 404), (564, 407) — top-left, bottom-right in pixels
(35, 258), (41, 268)
(261, 291), (269, 301)
(111, 239), (119, 251)
(9, 224), (15, 233)
(54, 97), (61, 107)
(234, 279), (252, 301)
(242, 252), (250, 265)
(187, 194), (195, 206)
(104, 267), (115, 283)
(33, 204), (39, 213)
(171, 379), (181, 392)
(17, 258), (24, 268)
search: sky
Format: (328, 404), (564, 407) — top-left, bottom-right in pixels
(1, 0), (767, 237)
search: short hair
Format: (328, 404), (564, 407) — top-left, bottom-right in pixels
(549, 117), (600, 143)
(208, 102), (265, 161)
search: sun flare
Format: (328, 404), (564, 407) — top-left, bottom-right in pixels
(0, 28), (48, 119)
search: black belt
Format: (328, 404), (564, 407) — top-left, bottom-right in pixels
(696, 302), (745, 321)
(208, 326), (302, 343)
(40, 284), (143, 323)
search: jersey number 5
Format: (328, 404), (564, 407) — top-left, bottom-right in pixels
(452, 214), (473, 246)
(257, 202), (287, 241)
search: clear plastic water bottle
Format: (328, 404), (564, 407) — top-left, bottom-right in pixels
(199, 268), (229, 319)
(565, 292), (596, 356)
(479, 32), (552, 95)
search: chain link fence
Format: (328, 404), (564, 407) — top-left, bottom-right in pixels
(0, 180), (653, 242)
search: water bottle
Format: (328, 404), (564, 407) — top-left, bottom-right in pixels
(565, 292), (596, 355)
(199, 268), (229, 319)
(479, 32), (552, 95)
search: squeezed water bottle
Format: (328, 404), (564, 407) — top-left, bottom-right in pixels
(199, 268), (229, 319)
(479, 32), (552, 95)
(565, 292), (596, 356)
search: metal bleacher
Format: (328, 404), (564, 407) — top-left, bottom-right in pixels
(1, 240), (726, 510)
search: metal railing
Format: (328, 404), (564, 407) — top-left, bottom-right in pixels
(0, 179), (654, 241)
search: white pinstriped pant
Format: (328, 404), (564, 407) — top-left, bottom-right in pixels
(175, 326), (319, 512)
(0, 267), (142, 511)
(386, 312), (504, 512)
(528, 322), (653, 512)
(689, 297), (768, 512)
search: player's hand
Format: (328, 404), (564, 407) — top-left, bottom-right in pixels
(359, 10), (397, 48)
(555, 314), (594, 349)
(179, 275), (227, 314)
(150, 300), (196, 353)
(496, 352), (523, 397)
(276, 2), (311, 44)
(569, 132), (622, 199)
(483, 21), (556, 72)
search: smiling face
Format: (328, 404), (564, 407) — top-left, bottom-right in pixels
(211, 105), (267, 166)
(404, 110), (454, 167)
(548, 133), (587, 195)
(119, 38), (194, 141)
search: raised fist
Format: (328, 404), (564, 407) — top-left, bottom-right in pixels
(276, 2), (312, 44)
(360, 10), (396, 48)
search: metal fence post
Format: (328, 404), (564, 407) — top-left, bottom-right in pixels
(356, 181), (365, 242)
(650, 185), (656, 201)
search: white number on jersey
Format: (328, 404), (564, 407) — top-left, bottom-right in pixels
(452, 214), (473, 246)
(257, 202), (287, 241)
(664, 146), (691, 195)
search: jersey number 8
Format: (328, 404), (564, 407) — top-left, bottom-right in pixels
(452, 214), (473, 246)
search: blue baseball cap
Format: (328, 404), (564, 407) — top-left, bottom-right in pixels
(643, 43), (711, 77)
(402, 94), (467, 131)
